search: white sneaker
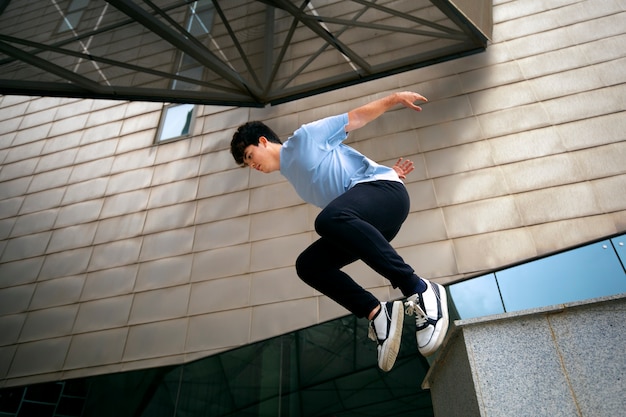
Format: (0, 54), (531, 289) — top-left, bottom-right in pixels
(405, 280), (449, 356)
(368, 301), (404, 371)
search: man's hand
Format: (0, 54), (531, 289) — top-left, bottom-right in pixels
(395, 91), (428, 112)
(392, 157), (414, 179)
(346, 91), (428, 132)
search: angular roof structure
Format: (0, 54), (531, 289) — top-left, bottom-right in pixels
(0, 0), (491, 106)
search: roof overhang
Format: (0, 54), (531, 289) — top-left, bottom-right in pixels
(0, 0), (491, 107)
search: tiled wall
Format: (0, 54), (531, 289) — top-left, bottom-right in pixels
(1, 0), (625, 387)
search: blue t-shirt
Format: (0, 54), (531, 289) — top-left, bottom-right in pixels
(280, 113), (401, 208)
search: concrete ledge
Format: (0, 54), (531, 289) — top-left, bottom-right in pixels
(423, 293), (626, 417)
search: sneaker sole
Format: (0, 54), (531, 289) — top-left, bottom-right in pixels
(419, 283), (449, 357)
(379, 301), (404, 371)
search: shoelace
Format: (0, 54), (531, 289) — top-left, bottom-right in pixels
(405, 300), (428, 327)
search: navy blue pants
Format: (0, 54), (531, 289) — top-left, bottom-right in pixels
(295, 180), (425, 318)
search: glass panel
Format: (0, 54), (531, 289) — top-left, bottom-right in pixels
(449, 273), (505, 319)
(611, 234), (626, 270)
(68, 0), (90, 12)
(496, 240), (626, 312)
(58, 11), (84, 32)
(157, 104), (195, 142)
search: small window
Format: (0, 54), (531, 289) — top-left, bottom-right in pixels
(156, 104), (197, 143)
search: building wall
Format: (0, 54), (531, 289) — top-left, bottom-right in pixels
(1, 0), (625, 388)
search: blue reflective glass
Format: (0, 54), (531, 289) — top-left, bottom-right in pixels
(449, 273), (505, 319)
(611, 234), (626, 269)
(496, 240), (626, 312)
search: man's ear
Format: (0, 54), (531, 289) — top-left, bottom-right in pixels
(258, 136), (268, 147)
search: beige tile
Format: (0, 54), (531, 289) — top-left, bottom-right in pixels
(393, 209), (448, 247)
(73, 295), (133, 333)
(515, 182), (602, 226)
(69, 156), (114, 184)
(123, 318), (188, 361)
(0, 314), (26, 346)
(250, 267), (313, 306)
(197, 169), (250, 199)
(19, 189), (65, 215)
(542, 86), (624, 125)
(191, 244), (251, 282)
(434, 167), (509, 206)
(0, 257), (43, 288)
(250, 233), (312, 272)
(29, 275), (85, 310)
(196, 191), (249, 224)
(419, 117), (483, 153)
(477, 103), (551, 139)
(62, 178), (108, 205)
(453, 229), (538, 273)
(152, 156), (201, 186)
(100, 189), (150, 219)
(148, 178), (199, 209)
(501, 153), (584, 194)
(106, 167), (154, 195)
(93, 212), (146, 244)
(144, 202), (196, 235)
(424, 141), (494, 179)
(90, 238), (142, 271)
(110, 148), (158, 175)
(1, 231), (52, 263)
(443, 196), (523, 238)
(0, 345), (17, 379)
(528, 216), (618, 257)
(28, 167), (72, 193)
(468, 81), (536, 115)
(81, 264), (138, 301)
(129, 285), (191, 325)
(47, 223), (98, 253)
(249, 182), (302, 213)
(250, 298), (318, 342)
(194, 217), (250, 253)
(39, 247), (92, 281)
(74, 139), (118, 165)
(19, 305), (79, 342)
(488, 126), (566, 165)
(572, 142), (626, 180)
(398, 240), (459, 279)
(136, 254), (193, 291)
(189, 275), (251, 315)
(591, 175), (626, 214)
(8, 337), (71, 378)
(187, 309), (251, 352)
(405, 180), (438, 212)
(10, 209), (58, 238)
(64, 328), (128, 369)
(250, 205), (309, 242)
(55, 199), (103, 228)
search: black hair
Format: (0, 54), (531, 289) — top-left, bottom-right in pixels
(230, 121), (282, 165)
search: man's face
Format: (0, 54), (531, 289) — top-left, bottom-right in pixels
(242, 137), (278, 173)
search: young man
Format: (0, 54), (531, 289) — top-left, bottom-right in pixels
(230, 91), (449, 372)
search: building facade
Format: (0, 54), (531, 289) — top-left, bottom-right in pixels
(0, 0), (625, 414)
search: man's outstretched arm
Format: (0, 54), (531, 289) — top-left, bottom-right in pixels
(345, 91), (427, 132)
